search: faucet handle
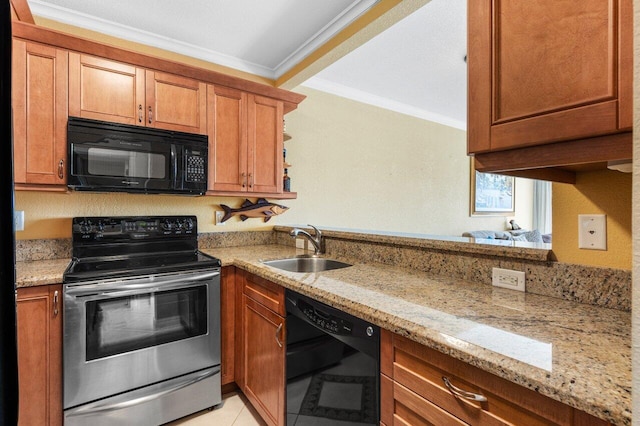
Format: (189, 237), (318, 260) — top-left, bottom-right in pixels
(307, 224), (321, 239)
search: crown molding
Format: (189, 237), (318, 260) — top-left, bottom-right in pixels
(29, 0), (380, 81)
(303, 77), (467, 130)
(272, 0), (379, 78)
(28, 0), (276, 77)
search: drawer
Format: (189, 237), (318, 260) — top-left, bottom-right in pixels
(385, 332), (574, 426)
(383, 373), (468, 426)
(242, 271), (285, 316)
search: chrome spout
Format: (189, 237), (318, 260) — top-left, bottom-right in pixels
(289, 225), (324, 255)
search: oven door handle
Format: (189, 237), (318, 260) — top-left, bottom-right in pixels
(66, 271), (220, 298)
(64, 366), (220, 418)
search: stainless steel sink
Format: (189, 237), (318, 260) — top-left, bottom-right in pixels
(263, 256), (352, 273)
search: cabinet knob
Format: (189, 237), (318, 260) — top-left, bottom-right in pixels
(148, 106), (153, 124)
(248, 173), (253, 189)
(138, 104), (143, 123)
(58, 159), (64, 180)
(241, 172), (247, 188)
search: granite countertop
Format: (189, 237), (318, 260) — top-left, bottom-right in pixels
(15, 245), (631, 425)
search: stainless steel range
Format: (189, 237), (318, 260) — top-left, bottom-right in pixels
(62, 215), (222, 425)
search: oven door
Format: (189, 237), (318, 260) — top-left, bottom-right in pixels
(63, 269), (220, 409)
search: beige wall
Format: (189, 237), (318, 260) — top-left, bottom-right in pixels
(281, 87), (533, 236)
(16, 87), (533, 240)
(15, 192), (279, 239)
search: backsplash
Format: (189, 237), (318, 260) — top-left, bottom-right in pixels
(16, 228), (631, 311)
(16, 231), (276, 262)
(274, 226), (631, 311)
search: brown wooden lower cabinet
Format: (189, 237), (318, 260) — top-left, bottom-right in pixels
(220, 266), (236, 386)
(239, 270), (286, 426)
(380, 330), (610, 426)
(16, 284), (62, 426)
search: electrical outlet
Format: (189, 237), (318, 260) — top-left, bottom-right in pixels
(14, 210), (24, 231)
(492, 268), (525, 292)
(215, 211), (225, 226)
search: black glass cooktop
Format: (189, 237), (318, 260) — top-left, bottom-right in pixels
(64, 215), (221, 283)
(64, 251), (221, 283)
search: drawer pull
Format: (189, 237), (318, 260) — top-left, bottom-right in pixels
(53, 290), (59, 316)
(442, 376), (487, 402)
(275, 323), (283, 348)
(58, 159), (64, 179)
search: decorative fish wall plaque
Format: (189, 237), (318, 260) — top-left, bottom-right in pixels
(220, 198), (289, 222)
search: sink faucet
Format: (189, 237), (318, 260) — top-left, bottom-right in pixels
(290, 225), (324, 255)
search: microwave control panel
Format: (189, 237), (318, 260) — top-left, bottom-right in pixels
(185, 151), (206, 183)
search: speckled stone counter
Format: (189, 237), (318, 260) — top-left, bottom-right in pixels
(15, 243), (631, 425)
(201, 245), (631, 425)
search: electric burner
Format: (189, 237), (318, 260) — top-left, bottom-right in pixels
(63, 215), (221, 283)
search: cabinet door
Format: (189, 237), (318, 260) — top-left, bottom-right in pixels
(69, 53), (145, 125)
(242, 295), (286, 426)
(13, 40), (67, 186)
(146, 71), (207, 134)
(220, 266), (236, 386)
(247, 95), (284, 194)
(208, 85), (248, 192)
(17, 285), (62, 426)
(468, 0), (632, 153)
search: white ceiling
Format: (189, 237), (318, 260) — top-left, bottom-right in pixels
(27, 0), (467, 130)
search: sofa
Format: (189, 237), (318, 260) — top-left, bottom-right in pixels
(462, 229), (552, 243)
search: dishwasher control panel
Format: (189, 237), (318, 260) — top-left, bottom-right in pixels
(297, 299), (353, 335)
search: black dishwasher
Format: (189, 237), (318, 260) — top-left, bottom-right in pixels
(285, 290), (379, 425)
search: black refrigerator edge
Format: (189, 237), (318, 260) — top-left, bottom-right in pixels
(0, 0), (19, 424)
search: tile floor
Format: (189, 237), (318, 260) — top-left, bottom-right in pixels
(166, 392), (266, 426)
(167, 352), (377, 426)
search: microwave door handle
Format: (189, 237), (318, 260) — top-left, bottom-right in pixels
(171, 144), (178, 188)
(66, 271), (220, 298)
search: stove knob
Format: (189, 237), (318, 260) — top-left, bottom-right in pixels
(161, 219), (173, 231)
(97, 221), (105, 232)
(184, 218), (194, 230)
(79, 220), (92, 234)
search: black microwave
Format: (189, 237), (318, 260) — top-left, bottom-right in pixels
(67, 117), (208, 195)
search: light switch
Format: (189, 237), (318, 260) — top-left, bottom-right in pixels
(578, 214), (606, 250)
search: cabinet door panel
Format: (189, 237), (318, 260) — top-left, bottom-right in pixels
(13, 40), (67, 185)
(69, 53), (144, 125)
(248, 95), (283, 194)
(146, 71), (206, 134)
(17, 285), (62, 426)
(242, 295), (285, 426)
(208, 85), (247, 192)
(494, 0), (615, 123)
(468, 0), (631, 153)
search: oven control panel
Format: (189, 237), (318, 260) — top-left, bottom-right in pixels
(72, 216), (197, 242)
(298, 299), (354, 336)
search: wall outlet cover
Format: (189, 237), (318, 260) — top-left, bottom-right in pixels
(215, 211), (225, 226)
(14, 210), (24, 232)
(578, 214), (606, 250)
(492, 267), (525, 292)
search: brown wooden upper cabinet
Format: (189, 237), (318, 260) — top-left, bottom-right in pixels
(208, 85), (284, 194)
(467, 0), (632, 179)
(69, 53), (207, 134)
(12, 40), (68, 187)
